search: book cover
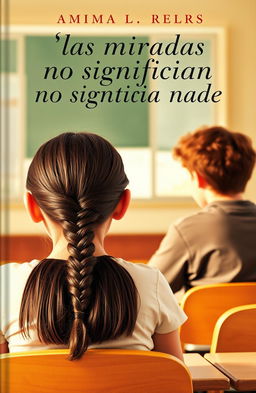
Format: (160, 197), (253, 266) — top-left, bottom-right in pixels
(1, 0), (256, 387)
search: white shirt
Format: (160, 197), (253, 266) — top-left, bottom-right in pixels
(0, 259), (187, 352)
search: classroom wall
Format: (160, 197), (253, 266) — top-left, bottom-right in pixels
(1, 234), (166, 262)
(5, 0), (256, 236)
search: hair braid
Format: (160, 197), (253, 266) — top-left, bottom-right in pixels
(63, 203), (100, 360)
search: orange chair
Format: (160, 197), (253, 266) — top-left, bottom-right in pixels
(0, 349), (193, 393)
(180, 283), (256, 349)
(210, 304), (256, 353)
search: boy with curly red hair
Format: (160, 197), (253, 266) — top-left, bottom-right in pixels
(149, 126), (256, 298)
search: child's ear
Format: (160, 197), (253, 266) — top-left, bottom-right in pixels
(24, 192), (44, 223)
(195, 172), (208, 189)
(112, 189), (131, 220)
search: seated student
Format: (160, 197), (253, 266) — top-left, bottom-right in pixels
(149, 126), (256, 299)
(0, 132), (186, 360)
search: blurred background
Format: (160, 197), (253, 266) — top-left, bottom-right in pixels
(1, 0), (256, 262)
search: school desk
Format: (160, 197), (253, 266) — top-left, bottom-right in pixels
(184, 353), (230, 391)
(205, 352), (256, 391)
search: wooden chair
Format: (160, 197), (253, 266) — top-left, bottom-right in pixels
(210, 304), (256, 353)
(0, 349), (193, 393)
(180, 282), (256, 349)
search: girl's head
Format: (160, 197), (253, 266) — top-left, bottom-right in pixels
(20, 132), (137, 360)
(26, 132), (129, 228)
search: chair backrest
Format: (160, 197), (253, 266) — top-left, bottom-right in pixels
(180, 282), (256, 346)
(210, 304), (256, 353)
(0, 349), (193, 393)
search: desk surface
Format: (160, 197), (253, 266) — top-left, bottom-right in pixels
(184, 353), (230, 391)
(205, 352), (256, 391)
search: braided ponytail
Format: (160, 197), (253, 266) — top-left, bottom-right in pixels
(64, 206), (99, 360)
(19, 133), (138, 360)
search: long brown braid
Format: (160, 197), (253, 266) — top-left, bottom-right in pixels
(19, 132), (138, 360)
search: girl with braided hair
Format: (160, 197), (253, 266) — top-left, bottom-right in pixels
(0, 132), (186, 360)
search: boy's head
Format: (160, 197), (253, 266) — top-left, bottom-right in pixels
(173, 126), (256, 204)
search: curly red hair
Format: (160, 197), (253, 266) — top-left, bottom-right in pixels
(173, 126), (256, 194)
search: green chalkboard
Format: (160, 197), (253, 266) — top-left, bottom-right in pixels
(26, 35), (149, 157)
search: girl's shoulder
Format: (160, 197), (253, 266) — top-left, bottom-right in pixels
(115, 258), (159, 276)
(0, 259), (40, 273)
(0, 260), (40, 290)
(114, 258), (187, 330)
(114, 258), (161, 290)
